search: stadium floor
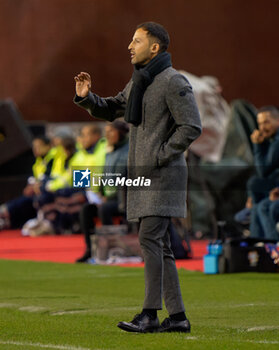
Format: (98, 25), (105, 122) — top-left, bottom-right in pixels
(1, 233), (279, 350)
(0, 230), (206, 271)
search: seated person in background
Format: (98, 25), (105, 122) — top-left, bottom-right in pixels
(247, 106), (279, 238)
(28, 136), (59, 191)
(43, 123), (107, 193)
(76, 120), (129, 262)
(35, 136), (87, 233)
(51, 126), (74, 148)
(234, 197), (252, 226)
(78, 124), (107, 159)
(35, 124), (108, 234)
(253, 187), (279, 240)
(248, 106), (279, 200)
(0, 136), (61, 230)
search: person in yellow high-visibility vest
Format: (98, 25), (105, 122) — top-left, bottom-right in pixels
(36, 126), (107, 234)
(0, 136), (63, 230)
(45, 125), (107, 192)
(76, 120), (129, 262)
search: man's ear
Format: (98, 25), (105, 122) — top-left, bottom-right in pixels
(151, 42), (160, 54)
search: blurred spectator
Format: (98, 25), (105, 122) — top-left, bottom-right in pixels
(79, 124), (105, 155)
(76, 120), (129, 262)
(29, 123), (107, 235)
(247, 106), (279, 238)
(44, 124), (106, 192)
(51, 126), (74, 147)
(0, 136), (62, 230)
(255, 187), (279, 240)
(234, 197), (252, 226)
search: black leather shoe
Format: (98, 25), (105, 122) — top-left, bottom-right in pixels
(117, 313), (160, 333)
(159, 317), (191, 333)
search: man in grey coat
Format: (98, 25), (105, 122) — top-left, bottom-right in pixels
(74, 22), (201, 333)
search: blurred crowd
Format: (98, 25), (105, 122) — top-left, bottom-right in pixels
(0, 120), (129, 239)
(0, 118), (192, 263)
(235, 106), (279, 241)
(0, 73), (278, 265)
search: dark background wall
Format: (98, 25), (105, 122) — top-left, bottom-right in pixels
(0, 0), (278, 122)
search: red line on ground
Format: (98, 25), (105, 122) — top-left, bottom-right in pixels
(0, 230), (207, 271)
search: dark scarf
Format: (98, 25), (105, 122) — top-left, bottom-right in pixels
(124, 52), (172, 126)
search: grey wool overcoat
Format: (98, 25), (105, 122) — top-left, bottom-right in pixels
(74, 67), (202, 221)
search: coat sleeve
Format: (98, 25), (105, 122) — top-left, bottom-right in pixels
(158, 74), (202, 166)
(73, 81), (132, 122)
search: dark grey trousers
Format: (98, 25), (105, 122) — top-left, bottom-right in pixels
(138, 216), (185, 315)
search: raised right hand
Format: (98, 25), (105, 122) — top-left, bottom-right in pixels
(74, 72), (92, 98)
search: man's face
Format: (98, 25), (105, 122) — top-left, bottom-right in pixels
(257, 112), (279, 139)
(128, 28), (159, 66)
(105, 125), (120, 146)
(32, 139), (50, 158)
(80, 126), (100, 150)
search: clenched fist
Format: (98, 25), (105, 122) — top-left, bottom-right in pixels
(74, 72), (92, 98)
(250, 129), (265, 144)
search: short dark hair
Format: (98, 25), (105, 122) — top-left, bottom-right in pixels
(33, 135), (51, 145)
(137, 22), (170, 53)
(83, 124), (102, 136)
(111, 120), (129, 141)
(257, 105), (279, 119)
(61, 136), (76, 154)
